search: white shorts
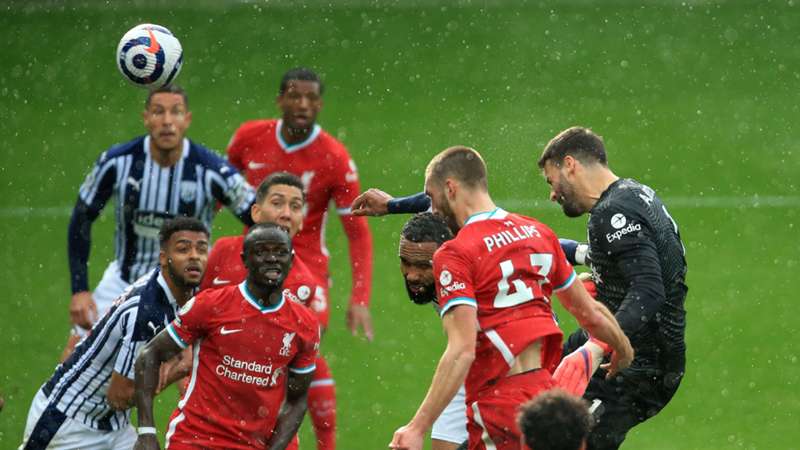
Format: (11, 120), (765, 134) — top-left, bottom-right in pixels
(20, 388), (137, 450)
(431, 384), (468, 444)
(74, 261), (130, 337)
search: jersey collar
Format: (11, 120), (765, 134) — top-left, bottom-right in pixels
(239, 281), (286, 314)
(276, 119), (321, 153)
(156, 270), (179, 309)
(463, 207), (508, 226)
(142, 136), (190, 162)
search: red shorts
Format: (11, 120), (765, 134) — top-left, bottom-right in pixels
(466, 369), (556, 450)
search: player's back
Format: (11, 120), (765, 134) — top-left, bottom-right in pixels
(433, 208), (576, 398)
(165, 283), (319, 449)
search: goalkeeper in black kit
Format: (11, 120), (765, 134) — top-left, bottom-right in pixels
(538, 126), (688, 450)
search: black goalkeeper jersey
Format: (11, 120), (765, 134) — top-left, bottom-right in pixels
(587, 178), (687, 374)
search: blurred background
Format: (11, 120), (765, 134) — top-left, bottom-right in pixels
(1, 1), (798, 448)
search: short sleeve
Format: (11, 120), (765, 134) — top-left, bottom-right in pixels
(226, 128), (245, 171)
(548, 233), (577, 293)
(78, 151), (117, 215)
(113, 307), (144, 380)
(433, 244), (477, 318)
(288, 326), (320, 374)
(166, 296), (209, 349)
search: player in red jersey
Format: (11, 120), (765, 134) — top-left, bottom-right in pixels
(390, 147), (633, 450)
(200, 172), (335, 449)
(133, 223), (320, 450)
(227, 67), (374, 347)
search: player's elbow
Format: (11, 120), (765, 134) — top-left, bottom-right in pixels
(575, 307), (606, 335)
(451, 343), (476, 367)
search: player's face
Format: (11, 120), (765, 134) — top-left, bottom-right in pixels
(162, 231), (209, 288)
(543, 161), (584, 217)
(251, 184), (305, 238)
(243, 229), (293, 288)
(277, 80), (322, 131)
(425, 179), (461, 234)
(398, 238), (438, 305)
(144, 93), (192, 153)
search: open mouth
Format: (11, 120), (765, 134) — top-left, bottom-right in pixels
(185, 266), (202, 277)
(261, 266), (283, 280)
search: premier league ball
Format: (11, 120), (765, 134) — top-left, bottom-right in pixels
(116, 24), (183, 89)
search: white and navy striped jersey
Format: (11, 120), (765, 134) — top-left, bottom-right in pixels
(68, 135), (255, 293)
(41, 270), (179, 431)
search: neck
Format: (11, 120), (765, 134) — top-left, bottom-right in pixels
(149, 140), (182, 167)
(456, 190), (497, 226)
(163, 272), (194, 307)
(245, 278), (283, 307)
(580, 165), (619, 211)
(280, 121), (312, 145)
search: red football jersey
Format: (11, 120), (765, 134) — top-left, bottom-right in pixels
(433, 208), (576, 402)
(227, 119), (373, 305)
(200, 235), (329, 327)
(164, 284), (319, 449)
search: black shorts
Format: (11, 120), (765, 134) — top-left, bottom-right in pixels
(563, 330), (684, 450)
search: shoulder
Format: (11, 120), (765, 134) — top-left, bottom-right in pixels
(232, 119), (276, 141)
(509, 213), (558, 240)
(187, 140), (227, 165)
(316, 128), (351, 158)
(592, 179), (652, 221)
(97, 136), (146, 164)
(286, 299), (320, 333)
(211, 235), (244, 253)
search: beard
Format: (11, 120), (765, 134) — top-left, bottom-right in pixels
(556, 180), (585, 218)
(404, 279), (437, 305)
(167, 261), (201, 290)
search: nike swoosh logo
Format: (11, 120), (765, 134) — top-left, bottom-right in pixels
(248, 161), (267, 170)
(146, 29), (161, 54)
(220, 326), (243, 335)
(212, 277), (230, 286)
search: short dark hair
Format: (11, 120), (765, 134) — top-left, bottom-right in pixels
(279, 67), (324, 96)
(159, 217), (208, 248)
(145, 84), (189, 110)
(538, 126), (607, 169)
(518, 390), (592, 450)
(256, 172), (306, 204)
(425, 146), (488, 191)
(244, 222), (292, 251)
(400, 212), (453, 247)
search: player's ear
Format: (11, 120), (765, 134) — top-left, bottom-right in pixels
(184, 111), (192, 127)
(159, 249), (167, 268)
(444, 178), (457, 200)
(250, 202), (261, 223)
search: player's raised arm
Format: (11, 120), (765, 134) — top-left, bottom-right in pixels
(133, 330), (185, 449)
(556, 280), (633, 377)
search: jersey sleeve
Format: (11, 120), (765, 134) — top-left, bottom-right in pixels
(226, 127), (245, 172)
(166, 296), (210, 349)
(205, 153), (256, 225)
(288, 324), (320, 375)
(68, 152), (118, 293)
(113, 306), (145, 380)
(331, 150), (374, 306)
(593, 201), (666, 336)
(433, 244), (477, 318)
(547, 231), (577, 293)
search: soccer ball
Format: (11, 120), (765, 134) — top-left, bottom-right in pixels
(116, 24), (183, 89)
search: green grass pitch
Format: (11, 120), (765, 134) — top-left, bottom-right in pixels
(1, 1), (798, 449)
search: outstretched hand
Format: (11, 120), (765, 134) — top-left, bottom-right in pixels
(351, 188), (393, 216)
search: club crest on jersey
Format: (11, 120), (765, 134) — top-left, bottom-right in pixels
(280, 332), (296, 356)
(297, 285), (311, 301)
(180, 181), (197, 202)
(439, 270), (453, 286)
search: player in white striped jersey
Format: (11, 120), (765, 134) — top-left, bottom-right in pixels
(21, 218), (209, 450)
(65, 85), (255, 356)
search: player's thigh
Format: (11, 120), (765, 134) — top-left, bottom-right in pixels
(432, 385), (467, 447)
(583, 377), (644, 450)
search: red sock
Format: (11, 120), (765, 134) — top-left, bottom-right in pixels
(308, 354), (336, 450)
